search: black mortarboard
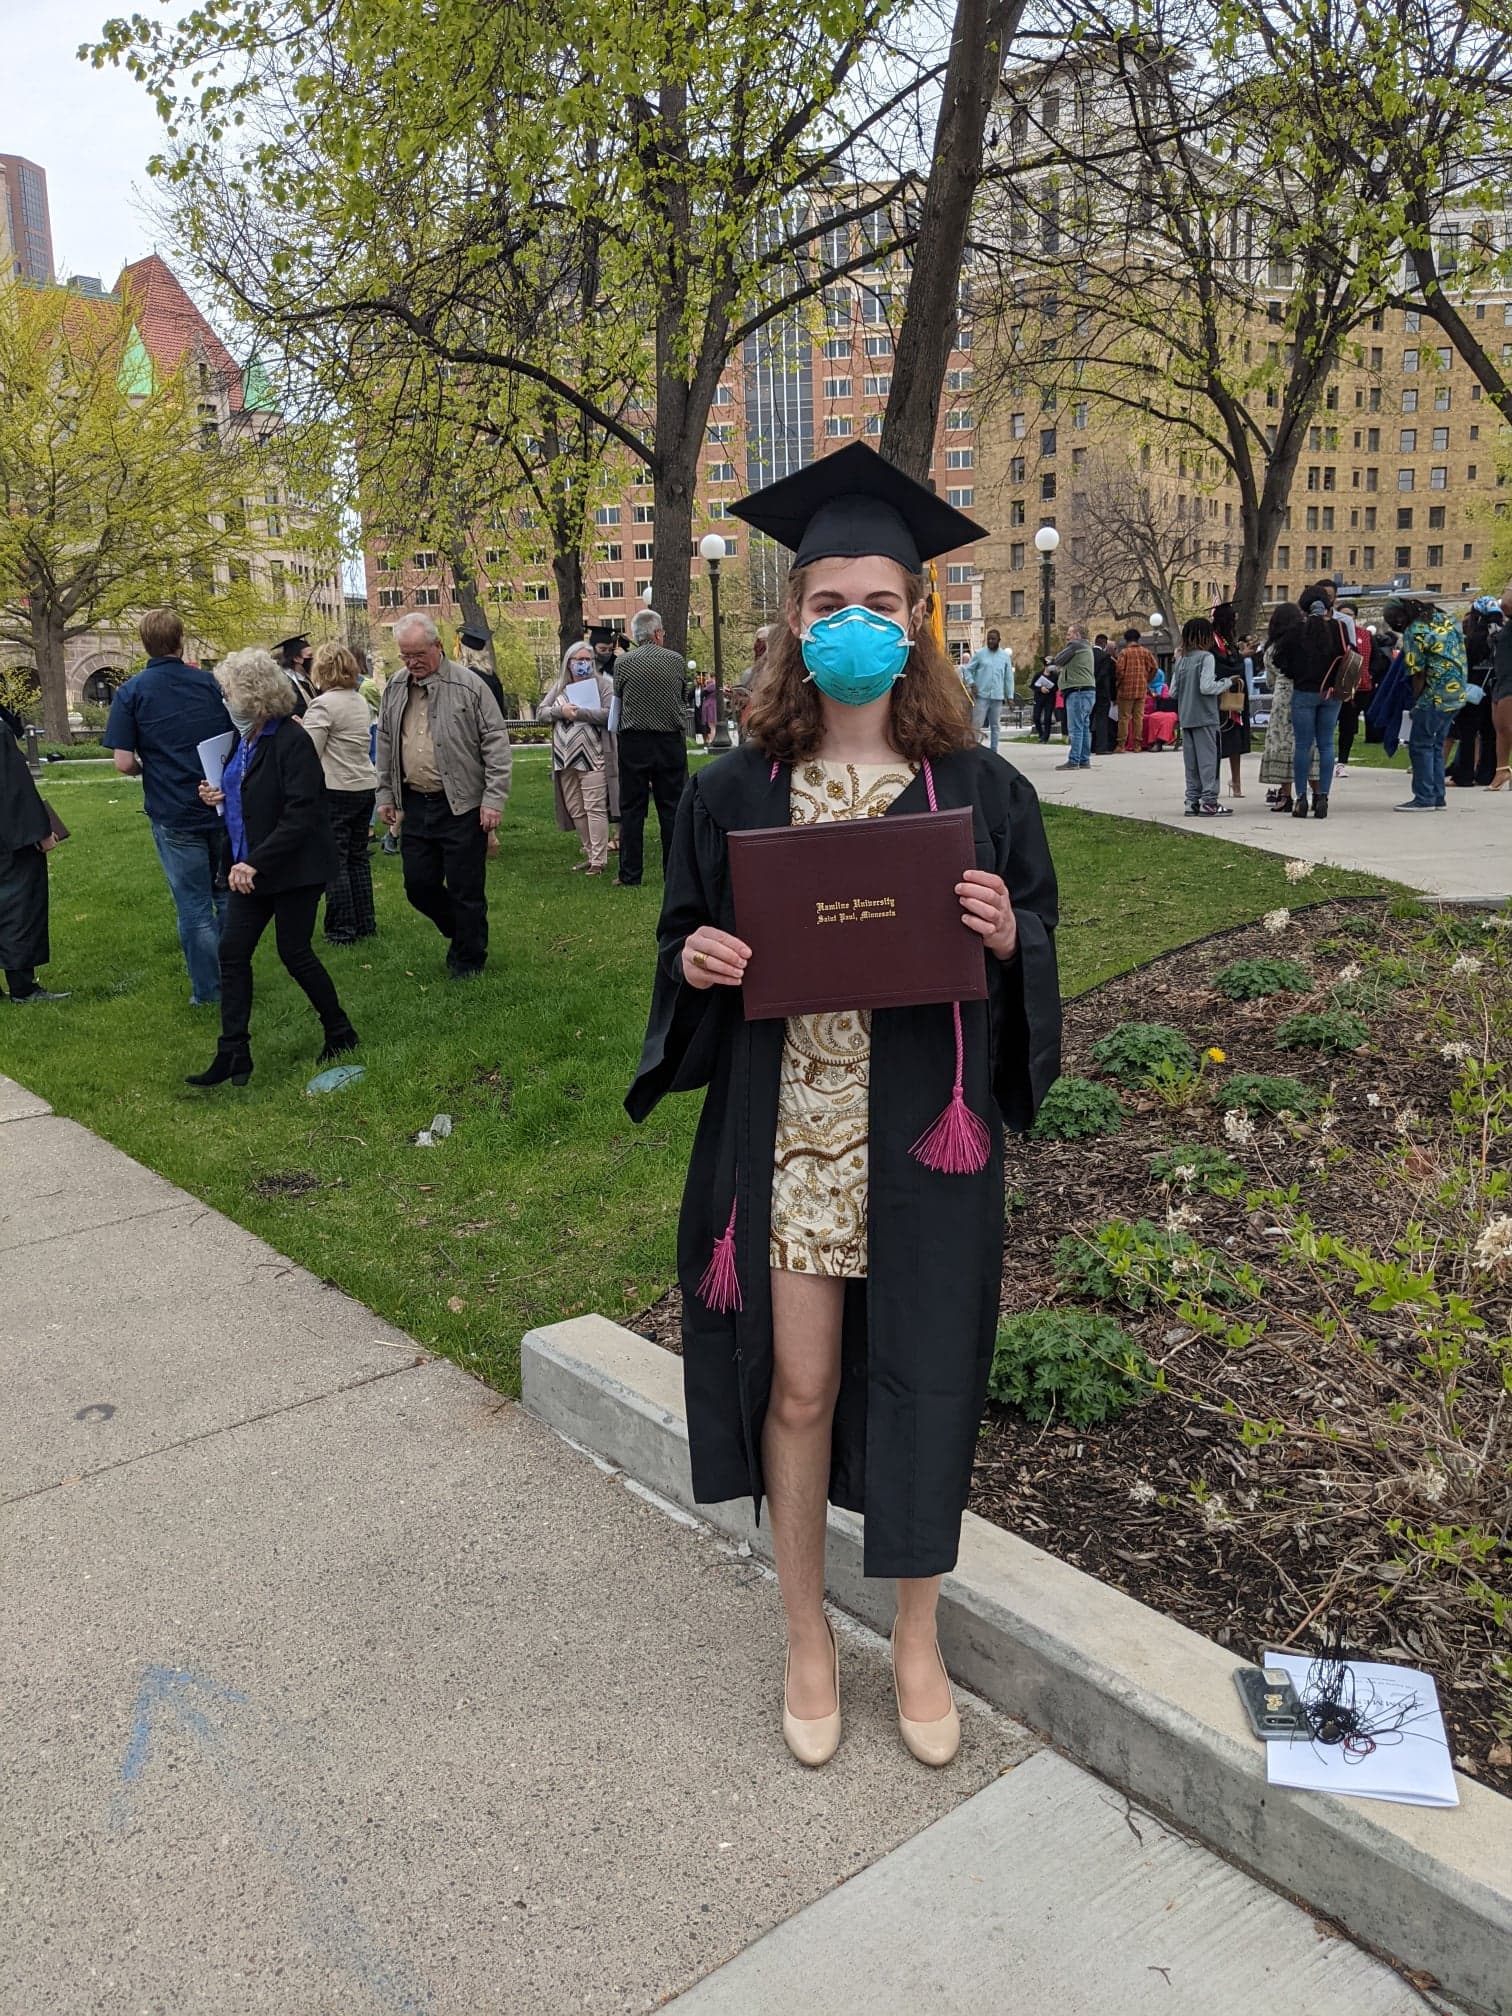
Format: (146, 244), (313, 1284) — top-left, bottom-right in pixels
(730, 441), (987, 571)
(458, 627), (489, 649)
(275, 633), (311, 660)
(588, 625), (619, 647)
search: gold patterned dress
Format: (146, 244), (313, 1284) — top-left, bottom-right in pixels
(769, 758), (916, 1278)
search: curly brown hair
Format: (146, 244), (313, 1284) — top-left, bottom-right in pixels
(742, 567), (975, 765)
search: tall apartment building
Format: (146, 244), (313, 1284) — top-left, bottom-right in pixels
(0, 153), (55, 283)
(363, 217), (984, 683)
(974, 55), (1509, 668)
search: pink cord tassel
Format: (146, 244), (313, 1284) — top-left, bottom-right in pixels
(698, 1197), (743, 1313)
(911, 1002), (991, 1174)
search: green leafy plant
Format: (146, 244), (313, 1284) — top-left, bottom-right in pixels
(1212, 956), (1313, 1000)
(1149, 1144), (1244, 1195)
(1275, 1008), (1369, 1054)
(988, 1308), (1153, 1427)
(1055, 1218), (1257, 1311)
(1031, 1076), (1124, 1140)
(1389, 895), (1432, 921)
(1091, 1021), (1199, 1086)
(1329, 978), (1393, 1014)
(1212, 1072), (1319, 1117)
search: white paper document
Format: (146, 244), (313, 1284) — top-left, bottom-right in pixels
(1263, 1650), (1459, 1808)
(606, 695), (621, 734)
(564, 677), (602, 711)
(196, 731), (235, 816)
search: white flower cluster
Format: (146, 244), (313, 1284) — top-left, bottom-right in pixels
(1473, 1214), (1512, 1277)
(1480, 913), (1511, 933)
(1262, 908), (1291, 935)
(1407, 1464), (1447, 1506)
(1366, 1091), (1382, 1107)
(1284, 858), (1314, 884)
(1394, 1105), (1420, 1136)
(1440, 1040), (1473, 1064)
(1171, 1164), (1198, 1186)
(1316, 1111), (1337, 1135)
(1165, 1201), (1199, 1233)
(1198, 1492), (1230, 1530)
(1222, 1109), (1256, 1145)
(1450, 953), (1483, 977)
(1338, 962), (1363, 983)
(1128, 1479), (1157, 1506)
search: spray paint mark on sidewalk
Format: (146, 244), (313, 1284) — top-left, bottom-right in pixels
(111, 1663), (433, 2016)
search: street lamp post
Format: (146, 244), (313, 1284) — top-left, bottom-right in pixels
(1034, 525), (1060, 665)
(699, 531), (731, 750)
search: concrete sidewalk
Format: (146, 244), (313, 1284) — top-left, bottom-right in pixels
(0, 1079), (1434, 2014)
(1004, 735), (1509, 900)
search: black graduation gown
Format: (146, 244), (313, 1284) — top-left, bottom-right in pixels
(0, 724), (51, 975)
(625, 742), (1062, 1578)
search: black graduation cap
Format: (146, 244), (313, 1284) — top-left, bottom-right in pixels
(275, 633), (311, 661)
(730, 441), (987, 572)
(458, 627), (489, 650)
(588, 625), (619, 648)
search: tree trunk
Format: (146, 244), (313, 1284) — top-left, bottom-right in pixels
(881, 0), (1023, 480)
(448, 545), (493, 663)
(552, 534), (586, 657)
(33, 598), (70, 743)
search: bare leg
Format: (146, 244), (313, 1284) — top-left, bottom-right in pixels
(894, 1573), (952, 1718)
(764, 1270), (843, 1717)
(1492, 697), (1512, 782)
(1229, 752), (1243, 796)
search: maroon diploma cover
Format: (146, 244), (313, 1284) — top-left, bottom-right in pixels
(727, 807), (987, 1021)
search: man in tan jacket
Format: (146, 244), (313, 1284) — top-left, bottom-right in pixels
(376, 614), (512, 978)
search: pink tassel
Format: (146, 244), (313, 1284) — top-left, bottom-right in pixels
(910, 1002), (991, 1175)
(769, 760), (781, 782)
(698, 1196), (743, 1313)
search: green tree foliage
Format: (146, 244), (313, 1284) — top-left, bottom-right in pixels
(0, 281), (291, 739)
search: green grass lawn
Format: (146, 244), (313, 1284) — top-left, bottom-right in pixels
(0, 755), (1396, 1392)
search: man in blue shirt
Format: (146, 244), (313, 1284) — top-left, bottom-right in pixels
(105, 608), (235, 1005)
(961, 628), (1013, 754)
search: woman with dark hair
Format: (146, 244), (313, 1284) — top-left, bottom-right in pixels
(1382, 596), (1470, 811)
(1210, 602), (1251, 798)
(1451, 601), (1500, 788)
(1270, 584), (1347, 818)
(626, 444), (1061, 1771)
(1258, 603), (1313, 813)
(1491, 584), (1512, 790)
(0, 700), (68, 1003)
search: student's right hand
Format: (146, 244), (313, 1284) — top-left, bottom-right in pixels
(682, 927), (751, 990)
(199, 782), (225, 806)
(378, 803), (400, 827)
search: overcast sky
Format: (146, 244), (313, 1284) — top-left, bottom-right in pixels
(4, 0), (171, 285)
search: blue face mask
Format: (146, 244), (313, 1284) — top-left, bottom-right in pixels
(800, 605), (911, 706)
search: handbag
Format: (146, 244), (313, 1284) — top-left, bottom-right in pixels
(1326, 622), (1365, 701)
(1218, 685), (1245, 715)
(43, 802), (69, 844)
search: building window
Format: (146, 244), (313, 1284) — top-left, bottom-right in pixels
(707, 500), (733, 518)
(863, 375), (892, 397)
(634, 579), (651, 597)
(946, 409), (972, 430)
(413, 549), (438, 568)
(633, 540), (654, 561)
(1010, 499), (1025, 526)
(1364, 506), (1376, 529)
(1399, 428), (1417, 451)
(1404, 310), (1420, 331)
(822, 377), (852, 399)
(1403, 349), (1419, 372)
(948, 486), (975, 507)
(1397, 469), (1415, 490)
(1428, 506), (1445, 529)
(1010, 456), (1026, 483)
(414, 586), (442, 606)
(1304, 545), (1318, 571)
(1426, 544), (1444, 567)
(822, 338), (850, 360)
(1367, 428), (1379, 451)
(1306, 505), (1319, 531)
(1010, 412), (1026, 438)
(946, 446), (974, 469)
(1362, 545), (1375, 569)
(1040, 427), (1057, 456)
(947, 368), (973, 391)
(595, 506), (621, 527)
(1037, 474), (1055, 501)
(1010, 542), (1025, 569)
(1365, 467), (1378, 491)
(1397, 507), (1414, 529)
(824, 416), (854, 437)
(706, 423), (734, 443)
(713, 384), (734, 406)
(1276, 544), (1290, 569)
(1306, 466), (1320, 490)
(597, 580), (624, 600)
(525, 584), (550, 601)
(946, 563), (973, 583)
(1041, 90), (1061, 127)
(1434, 384), (1451, 411)
(1321, 506), (1334, 530)
(1010, 589), (1026, 618)
(1395, 546), (1412, 569)
(596, 543), (622, 563)
(633, 504), (655, 523)
(865, 334), (893, 357)
(1429, 466), (1447, 489)
(1436, 347), (1452, 369)
(946, 601), (973, 622)
(377, 588), (404, 609)
(707, 461), (736, 483)
(864, 413), (882, 435)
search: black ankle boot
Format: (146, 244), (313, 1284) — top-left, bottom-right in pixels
(1312, 790), (1329, 819)
(317, 1022), (359, 1065)
(1291, 795), (1309, 818)
(186, 1045), (252, 1088)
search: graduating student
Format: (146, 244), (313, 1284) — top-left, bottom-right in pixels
(625, 443), (1061, 1771)
(274, 634), (315, 715)
(457, 626), (508, 718)
(0, 703), (68, 1003)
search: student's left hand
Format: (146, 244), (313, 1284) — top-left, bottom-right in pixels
(957, 870), (1018, 959)
(228, 861), (257, 894)
(479, 807), (502, 834)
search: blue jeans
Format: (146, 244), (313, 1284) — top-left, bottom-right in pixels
(1290, 689), (1341, 800)
(972, 696), (1003, 754)
(151, 821), (230, 1004)
(1065, 688), (1096, 765)
(1407, 699), (1454, 806)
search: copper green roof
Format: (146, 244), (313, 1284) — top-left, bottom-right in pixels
(241, 352), (278, 412)
(118, 323), (154, 397)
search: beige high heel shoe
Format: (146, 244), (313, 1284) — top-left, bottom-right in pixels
(1491, 767), (1510, 792)
(890, 1621), (961, 1767)
(782, 1616), (841, 1767)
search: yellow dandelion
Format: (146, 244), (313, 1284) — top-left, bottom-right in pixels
(1206, 1046), (1227, 1064)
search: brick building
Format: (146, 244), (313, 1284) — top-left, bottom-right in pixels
(0, 152), (54, 284)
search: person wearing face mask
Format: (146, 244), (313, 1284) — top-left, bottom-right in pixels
(626, 442), (1061, 1773)
(105, 608), (235, 1008)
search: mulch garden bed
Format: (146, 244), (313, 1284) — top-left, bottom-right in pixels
(629, 894), (1512, 1796)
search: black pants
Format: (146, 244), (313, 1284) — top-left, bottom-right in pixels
(1449, 695), (1497, 786)
(218, 884), (347, 1051)
(1337, 699), (1360, 765)
(1032, 690), (1056, 742)
(616, 730), (687, 884)
(400, 789), (488, 971)
(325, 789), (376, 942)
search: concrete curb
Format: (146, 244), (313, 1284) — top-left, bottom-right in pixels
(522, 1313), (1512, 2016)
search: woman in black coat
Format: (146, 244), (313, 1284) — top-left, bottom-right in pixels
(188, 648), (357, 1087)
(626, 446), (1061, 1771)
(1212, 602), (1251, 796)
(0, 701), (67, 1003)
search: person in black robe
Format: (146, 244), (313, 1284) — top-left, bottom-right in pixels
(0, 703), (68, 1003)
(625, 444), (1061, 1770)
(274, 634), (315, 716)
(457, 626), (509, 719)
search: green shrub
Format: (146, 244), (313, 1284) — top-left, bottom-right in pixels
(1426, 914), (1485, 953)
(1362, 954), (1416, 988)
(1212, 956), (1313, 1000)
(1148, 1143), (1244, 1195)
(1056, 1218), (1255, 1311)
(1030, 1075), (1124, 1140)
(1389, 895), (1432, 921)
(1329, 979), (1392, 1015)
(1091, 1021), (1199, 1086)
(1211, 1072), (1318, 1117)
(1274, 1009), (1368, 1054)
(988, 1308), (1152, 1427)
